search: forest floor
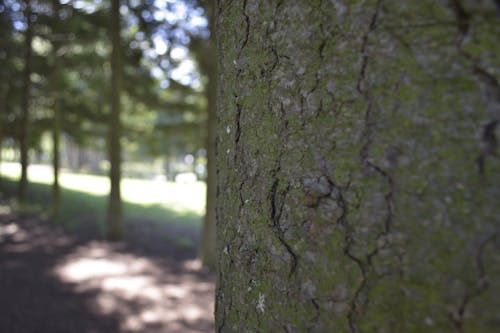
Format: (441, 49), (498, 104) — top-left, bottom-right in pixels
(0, 202), (215, 333)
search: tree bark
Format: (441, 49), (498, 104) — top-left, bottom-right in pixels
(18, 0), (33, 203)
(215, 1), (500, 332)
(107, 0), (123, 240)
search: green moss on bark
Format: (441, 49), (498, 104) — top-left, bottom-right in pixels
(216, 0), (500, 332)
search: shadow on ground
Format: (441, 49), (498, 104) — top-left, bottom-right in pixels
(0, 206), (215, 333)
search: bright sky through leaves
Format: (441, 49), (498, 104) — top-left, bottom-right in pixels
(23, 0), (208, 88)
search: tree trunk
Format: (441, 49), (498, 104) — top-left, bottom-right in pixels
(52, 99), (61, 219)
(77, 148), (85, 171)
(199, 0), (217, 270)
(215, 1), (500, 332)
(18, 0), (33, 203)
(0, 140), (2, 186)
(51, 27), (62, 219)
(106, 0), (123, 240)
(0, 86), (6, 186)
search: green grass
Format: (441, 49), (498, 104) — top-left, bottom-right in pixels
(0, 162), (206, 237)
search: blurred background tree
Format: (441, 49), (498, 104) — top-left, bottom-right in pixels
(0, 0), (215, 267)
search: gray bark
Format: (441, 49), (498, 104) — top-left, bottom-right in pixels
(216, 1), (500, 332)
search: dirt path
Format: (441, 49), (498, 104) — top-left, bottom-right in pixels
(0, 208), (215, 333)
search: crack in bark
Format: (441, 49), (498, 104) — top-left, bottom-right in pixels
(280, 101), (289, 131)
(216, 268), (229, 333)
(233, 96), (242, 165)
(347, 3), (389, 331)
(306, 22), (328, 117)
(232, 0), (250, 167)
(259, 3), (297, 278)
(220, 0), (247, 314)
(477, 120), (499, 175)
(278, 232), (298, 277)
(269, 47), (279, 73)
(368, 162), (395, 235)
(269, 176), (282, 228)
(448, 0), (500, 176)
(448, 0), (470, 45)
(448, 231), (497, 332)
(269, 170), (297, 277)
(359, 101), (375, 163)
(216, 0), (235, 18)
(238, 180), (245, 207)
(239, 0), (250, 57)
(268, 98), (297, 277)
(356, 0), (382, 95)
(345, 250), (367, 333)
(358, 0), (394, 242)
(311, 298), (321, 324)
(365, 162), (396, 279)
(332, 184), (368, 333)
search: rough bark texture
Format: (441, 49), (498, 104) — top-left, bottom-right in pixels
(18, 0), (32, 203)
(215, 1), (499, 332)
(106, 0), (123, 240)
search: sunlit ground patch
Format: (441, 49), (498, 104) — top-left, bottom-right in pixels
(0, 222), (18, 236)
(54, 241), (214, 332)
(0, 204), (12, 215)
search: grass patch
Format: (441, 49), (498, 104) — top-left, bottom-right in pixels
(0, 163), (206, 239)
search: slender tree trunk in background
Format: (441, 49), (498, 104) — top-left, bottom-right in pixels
(0, 88), (5, 185)
(0, 91), (4, 186)
(163, 158), (171, 180)
(199, 0), (217, 270)
(77, 149), (86, 171)
(107, 0), (123, 240)
(18, 0), (32, 203)
(64, 137), (76, 171)
(51, 1), (61, 219)
(52, 100), (61, 219)
(216, 1), (499, 332)
(0, 140), (2, 186)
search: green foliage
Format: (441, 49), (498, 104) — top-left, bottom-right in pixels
(0, 0), (209, 158)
